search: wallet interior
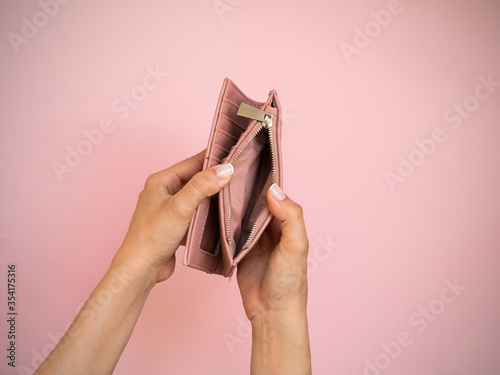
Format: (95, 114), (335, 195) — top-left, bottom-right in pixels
(227, 127), (273, 257)
(199, 106), (275, 259)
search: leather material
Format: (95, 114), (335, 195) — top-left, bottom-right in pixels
(183, 78), (283, 277)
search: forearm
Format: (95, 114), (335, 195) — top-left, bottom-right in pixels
(35, 252), (157, 375)
(250, 309), (312, 375)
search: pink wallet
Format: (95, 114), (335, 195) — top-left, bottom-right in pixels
(183, 78), (283, 277)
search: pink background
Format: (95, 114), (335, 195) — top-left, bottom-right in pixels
(1, 0), (500, 374)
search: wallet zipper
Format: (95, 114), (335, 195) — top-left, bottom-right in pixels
(227, 103), (276, 252)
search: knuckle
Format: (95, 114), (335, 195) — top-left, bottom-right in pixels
(167, 196), (192, 219)
(189, 173), (205, 194)
(144, 173), (159, 189)
(189, 172), (212, 198)
(283, 234), (309, 254)
(288, 202), (304, 219)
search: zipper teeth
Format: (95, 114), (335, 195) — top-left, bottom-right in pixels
(226, 124), (264, 247)
(231, 124), (264, 167)
(268, 126), (277, 184)
(226, 182), (232, 245)
(241, 204), (268, 250)
(241, 126), (277, 251)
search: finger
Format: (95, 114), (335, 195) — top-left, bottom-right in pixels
(149, 150), (207, 195)
(267, 184), (309, 256)
(166, 163), (234, 225)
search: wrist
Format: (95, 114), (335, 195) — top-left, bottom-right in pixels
(250, 307), (311, 375)
(250, 306), (307, 330)
(109, 247), (159, 292)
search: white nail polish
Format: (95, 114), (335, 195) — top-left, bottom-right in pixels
(270, 183), (286, 201)
(216, 163), (234, 180)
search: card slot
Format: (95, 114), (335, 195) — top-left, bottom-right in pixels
(213, 144), (231, 160)
(211, 113), (253, 171)
(222, 97), (240, 109)
(215, 128), (239, 143)
(208, 154), (222, 163)
(212, 133), (238, 163)
(220, 113), (248, 132)
(224, 84), (262, 109)
(220, 100), (240, 122)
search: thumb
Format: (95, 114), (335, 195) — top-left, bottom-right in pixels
(167, 163), (234, 225)
(267, 183), (309, 257)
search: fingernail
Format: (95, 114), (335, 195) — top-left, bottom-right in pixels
(270, 183), (286, 201)
(216, 163), (234, 180)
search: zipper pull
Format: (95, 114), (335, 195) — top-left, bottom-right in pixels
(237, 102), (273, 128)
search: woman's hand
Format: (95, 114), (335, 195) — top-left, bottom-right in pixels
(237, 184), (312, 375)
(35, 150), (234, 375)
(113, 149), (234, 283)
(237, 183), (309, 322)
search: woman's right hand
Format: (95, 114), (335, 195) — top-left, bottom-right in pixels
(237, 183), (312, 375)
